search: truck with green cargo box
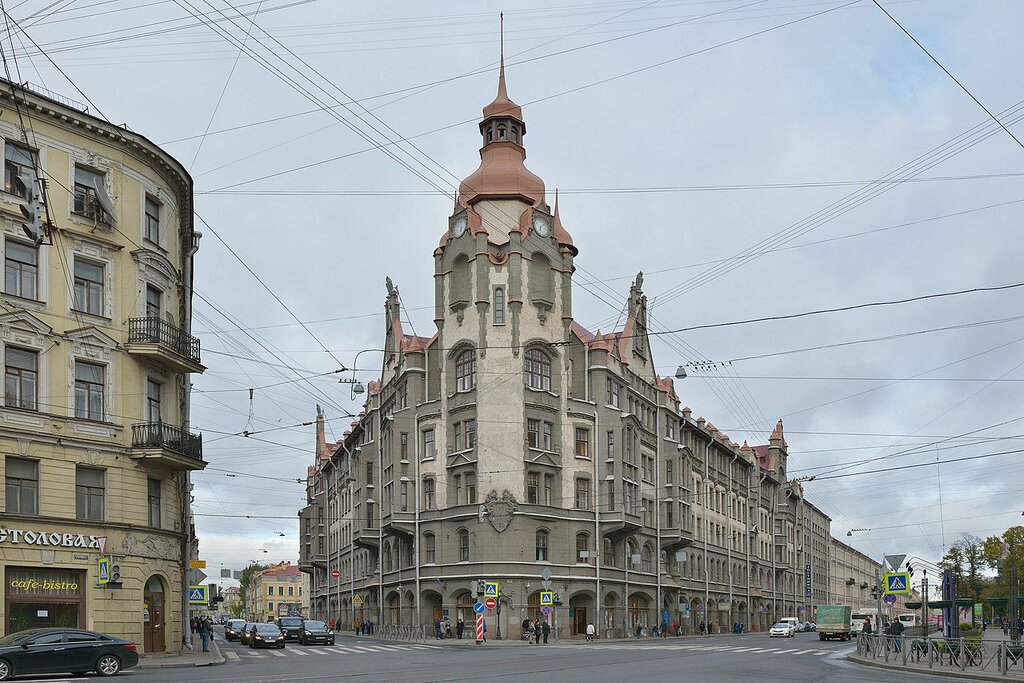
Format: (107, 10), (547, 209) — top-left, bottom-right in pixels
(815, 605), (852, 641)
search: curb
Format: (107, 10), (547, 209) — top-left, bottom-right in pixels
(138, 640), (226, 669)
(847, 653), (1022, 682)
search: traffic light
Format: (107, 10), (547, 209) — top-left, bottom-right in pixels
(11, 171), (44, 247)
(553, 592), (562, 606)
(476, 579), (485, 597)
(110, 563), (121, 582)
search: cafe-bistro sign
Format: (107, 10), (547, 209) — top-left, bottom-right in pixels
(0, 528), (101, 549)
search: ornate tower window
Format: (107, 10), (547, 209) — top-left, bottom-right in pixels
(523, 348), (551, 391)
(455, 349), (476, 391)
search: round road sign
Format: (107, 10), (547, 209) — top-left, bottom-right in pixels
(473, 602), (486, 615)
(331, 570), (340, 579)
(883, 593), (897, 605)
(485, 597), (497, 610)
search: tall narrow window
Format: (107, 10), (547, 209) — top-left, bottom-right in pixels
(365, 501), (374, 527)
(5, 240), (37, 300)
(543, 474), (552, 506)
(527, 419), (540, 448)
(146, 379), (161, 423)
(73, 259), (104, 315)
(542, 422), (552, 451)
(74, 361), (104, 421)
(75, 466), (105, 520)
(574, 428), (590, 458)
(424, 533), (436, 563)
(523, 349), (551, 391)
(576, 533), (590, 564)
(4, 347), (37, 410)
(73, 166), (104, 218)
(5, 457), (38, 514)
(146, 285), (161, 319)
(603, 537), (615, 566)
(4, 142), (36, 197)
(526, 472), (539, 504)
(365, 460), (373, 484)
(144, 196), (161, 244)
(465, 472), (476, 504)
(607, 431), (615, 459)
(399, 432), (408, 461)
(606, 379), (620, 408)
(453, 422), (463, 451)
(399, 481), (408, 512)
(422, 428), (435, 459)
(455, 474), (463, 505)
(465, 420), (477, 448)
(535, 530), (549, 561)
(458, 529), (470, 561)
(148, 477), (161, 527)
(455, 349), (476, 391)
(574, 478), (591, 510)
(493, 287), (505, 325)
(423, 478), (435, 509)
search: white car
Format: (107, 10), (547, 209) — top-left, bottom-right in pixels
(769, 622), (796, 638)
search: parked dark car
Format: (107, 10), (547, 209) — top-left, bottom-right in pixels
(239, 623), (258, 646)
(298, 621), (335, 646)
(0, 628), (139, 680)
(249, 623), (286, 649)
(224, 619), (247, 642)
(277, 616), (304, 642)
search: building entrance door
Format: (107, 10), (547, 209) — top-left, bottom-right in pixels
(573, 607), (587, 635)
(144, 576), (166, 653)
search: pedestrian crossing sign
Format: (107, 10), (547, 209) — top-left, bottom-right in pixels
(352, 595), (364, 605)
(187, 585), (208, 604)
(884, 571), (911, 595)
(484, 582), (499, 598)
(97, 557), (110, 585)
(540, 591), (554, 606)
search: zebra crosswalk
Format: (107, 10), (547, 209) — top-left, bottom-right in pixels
(223, 642), (441, 661)
(548, 642), (832, 658)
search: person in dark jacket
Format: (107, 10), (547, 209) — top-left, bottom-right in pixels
(534, 620), (542, 645)
(457, 617), (465, 639)
(542, 620), (551, 644)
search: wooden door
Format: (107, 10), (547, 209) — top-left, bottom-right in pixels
(144, 588), (165, 652)
(573, 607), (587, 635)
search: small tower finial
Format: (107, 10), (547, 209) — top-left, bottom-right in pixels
(497, 12), (508, 100)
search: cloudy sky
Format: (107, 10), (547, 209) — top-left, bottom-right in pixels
(11, 0), (1023, 584)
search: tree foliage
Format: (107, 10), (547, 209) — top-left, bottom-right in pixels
(941, 533), (988, 599)
(238, 562), (269, 614)
(983, 526), (1024, 574)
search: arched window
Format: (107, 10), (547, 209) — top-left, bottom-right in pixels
(424, 532), (436, 564)
(523, 348), (551, 391)
(486, 127), (494, 143)
(641, 545), (652, 573)
(576, 533), (591, 564)
(497, 124), (507, 140)
(455, 349), (476, 391)
(511, 126), (519, 143)
(493, 287), (505, 325)
(383, 543), (392, 573)
(536, 529), (549, 561)
(458, 528), (470, 562)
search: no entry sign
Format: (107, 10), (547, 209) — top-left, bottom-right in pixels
(485, 597), (497, 610)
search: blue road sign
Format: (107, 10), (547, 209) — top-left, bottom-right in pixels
(473, 602), (485, 615)
(883, 593), (897, 605)
(884, 572), (911, 594)
(188, 585), (208, 604)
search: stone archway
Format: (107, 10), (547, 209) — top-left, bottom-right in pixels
(421, 589), (442, 628)
(737, 601), (748, 633)
(386, 591), (401, 625)
(603, 591), (620, 637)
(568, 590), (595, 637)
(690, 597), (702, 632)
(403, 591), (415, 627)
(143, 575), (166, 653)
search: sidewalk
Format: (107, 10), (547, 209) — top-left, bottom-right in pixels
(137, 639), (225, 668)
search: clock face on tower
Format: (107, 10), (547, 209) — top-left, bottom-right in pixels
(452, 216), (468, 238)
(533, 215), (551, 237)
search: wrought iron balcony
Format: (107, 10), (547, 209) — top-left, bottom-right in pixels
(130, 421), (205, 470)
(126, 316), (204, 373)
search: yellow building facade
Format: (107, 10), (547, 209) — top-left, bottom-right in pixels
(246, 563), (309, 622)
(0, 81), (204, 654)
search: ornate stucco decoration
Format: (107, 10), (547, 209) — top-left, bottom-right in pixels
(483, 489), (519, 533)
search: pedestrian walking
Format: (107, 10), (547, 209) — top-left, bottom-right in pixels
(434, 618), (443, 640)
(534, 620), (542, 645)
(483, 619), (488, 642)
(445, 618), (452, 639)
(199, 616), (212, 652)
(673, 620), (680, 637)
(661, 620), (668, 638)
(542, 620), (550, 644)
(698, 621), (705, 635)
(586, 623), (595, 642)
(635, 623), (642, 639)
(457, 616), (465, 639)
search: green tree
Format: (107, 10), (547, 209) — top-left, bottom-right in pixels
(238, 562), (268, 618)
(983, 526), (1024, 574)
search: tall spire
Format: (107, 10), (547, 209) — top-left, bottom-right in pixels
(497, 12), (506, 100)
(483, 12), (522, 122)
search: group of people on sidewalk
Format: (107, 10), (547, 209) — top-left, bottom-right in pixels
(434, 616), (469, 640)
(522, 618), (551, 644)
(188, 615), (215, 653)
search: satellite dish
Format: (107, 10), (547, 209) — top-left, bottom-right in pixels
(92, 177), (117, 224)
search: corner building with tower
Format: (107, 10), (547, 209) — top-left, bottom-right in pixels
(301, 59), (875, 638)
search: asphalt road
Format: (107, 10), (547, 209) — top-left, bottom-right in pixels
(5, 632), (951, 682)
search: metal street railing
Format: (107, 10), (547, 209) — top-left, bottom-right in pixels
(369, 624), (425, 642)
(856, 633), (1024, 675)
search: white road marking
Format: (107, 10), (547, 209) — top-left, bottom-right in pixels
(793, 649), (816, 655)
(224, 651), (239, 659)
(811, 651), (829, 655)
(347, 646), (378, 653)
(291, 648), (310, 655)
(773, 649), (799, 654)
(269, 650), (287, 657)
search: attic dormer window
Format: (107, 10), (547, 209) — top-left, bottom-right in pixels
(511, 126), (519, 143)
(497, 124), (507, 140)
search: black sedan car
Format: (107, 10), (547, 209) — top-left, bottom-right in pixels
(0, 628), (139, 680)
(239, 622), (258, 646)
(277, 616), (304, 642)
(249, 623), (286, 649)
(298, 621), (335, 646)
(224, 619), (247, 642)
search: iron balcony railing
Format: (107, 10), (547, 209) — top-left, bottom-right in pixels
(128, 317), (201, 365)
(132, 421), (203, 460)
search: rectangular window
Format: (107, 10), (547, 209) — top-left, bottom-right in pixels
(527, 419), (539, 448)
(73, 165), (103, 218)
(148, 477), (161, 527)
(666, 460), (673, 485)
(423, 478), (435, 509)
(465, 472), (476, 504)
(574, 478), (591, 510)
(146, 285), (161, 319)
(465, 420), (476, 448)
(493, 287), (505, 325)
(268, 602), (274, 611)
(542, 422), (552, 451)
(278, 586), (284, 596)
(399, 432), (408, 461)
(574, 427), (590, 458)
(425, 534), (436, 563)
(4, 346), (37, 411)
(455, 474), (463, 505)
(365, 502), (374, 527)
(543, 474), (552, 506)
(453, 422), (463, 451)
(4, 457), (38, 514)
(577, 535), (590, 564)
(666, 414), (676, 439)
(607, 431), (615, 459)
(606, 379), (620, 408)
(144, 196), (160, 244)
(422, 428), (435, 459)
(74, 361), (104, 421)
(666, 500), (674, 528)
(288, 586), (294, 596)
(146, 379), (161, 423)
(75, 466), (104, 520)
(536, 533), (548, 561)
(5, 240), (38, 300)
(73, 259), (104, 316)
(399, 481), (408, 512)
(607, 481), (615, 511)
(4, 142), (36, 197)
(365, 460), (373, 484)
(526, 472), (539, 504)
